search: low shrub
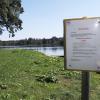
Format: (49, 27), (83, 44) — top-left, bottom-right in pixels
(0, 84), (7, 89)
(36, 74), (58, 83)
(64, 71), (81, 80)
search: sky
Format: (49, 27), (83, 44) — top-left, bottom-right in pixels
(0, 0), (100, 40)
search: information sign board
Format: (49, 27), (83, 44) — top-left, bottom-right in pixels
(64, 17), (100, 71)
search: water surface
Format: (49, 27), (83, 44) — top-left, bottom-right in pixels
(0, 46), (64, 56)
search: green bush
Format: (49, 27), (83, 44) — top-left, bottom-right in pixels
(64, 71), (81, 80)
(36, 74), (58, 83)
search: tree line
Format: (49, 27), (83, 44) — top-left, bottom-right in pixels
(0, 37), (64, 47)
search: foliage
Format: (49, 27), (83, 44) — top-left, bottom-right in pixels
(36, 73), (58, 83)
(0, 0), (24, 36)
(63, 71), (81, 80)
(0, 37), (64, 47)
(0, 84), (8, 89)
(0, 49), (100, 100)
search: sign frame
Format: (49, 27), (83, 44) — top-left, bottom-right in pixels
(64, 17), (100, 71)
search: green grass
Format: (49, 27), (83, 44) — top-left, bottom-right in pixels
(0, 49), (100, 100)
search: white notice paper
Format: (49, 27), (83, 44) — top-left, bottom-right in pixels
(64, 18), (100, 71)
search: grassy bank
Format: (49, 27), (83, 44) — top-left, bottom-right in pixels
(0, 49), (100, 100)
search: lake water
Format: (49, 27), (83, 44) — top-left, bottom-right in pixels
(32, 47), (64, 56)
(1, 46), (64, 56)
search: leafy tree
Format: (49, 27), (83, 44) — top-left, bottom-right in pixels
(0, 0), (24, 37)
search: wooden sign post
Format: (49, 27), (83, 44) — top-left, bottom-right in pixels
(64, 17), (100, 100)
(81, 71), (90, 100)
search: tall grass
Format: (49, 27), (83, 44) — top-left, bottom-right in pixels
(0, 49), (99, 100)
